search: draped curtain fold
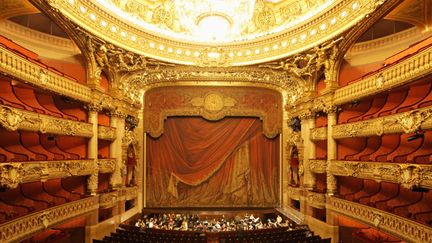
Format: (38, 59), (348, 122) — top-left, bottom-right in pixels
(146, 117), (279, 207)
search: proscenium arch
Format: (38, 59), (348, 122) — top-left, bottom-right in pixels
(143, 85), (283, 139)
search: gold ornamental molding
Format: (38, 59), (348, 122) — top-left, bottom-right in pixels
(309, 159), (327, 174)
(121, 186), (138, 201)
(130, 66), (294, 92)
(99, 190), (119, 209)
(306, 191), (326, 209)
(311, 127), (328, 141)
(0, 196), (99, 242)
(335, 42), (432, 105)
(99, 186), (138, 209)
(0, 44), (92, 103)
(98, 126), (117, 141)
(287, 186), (302, 201)
(0, 160), (95, 189)
(144, 86), (282, 138)
(98, 159), (116, 174)
(0, 105), (93, 137)
(332, 106), (432, 139)
(330, 160), (432, 190)
(327, 197), (432, 243)
(45, 0), (386, 66)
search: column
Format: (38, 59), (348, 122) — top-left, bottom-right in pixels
(136, 108), (145, 208)
(300, 112), (316, 191)
(326, 107), (338, 195)
(109, 110), (126, 190)
(281, 97), (290, 207)
(86, 104), (101, 195)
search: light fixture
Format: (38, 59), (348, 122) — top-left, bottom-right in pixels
(174, 0), (256, 41)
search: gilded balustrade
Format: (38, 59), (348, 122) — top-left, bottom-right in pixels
(99, 191), (120, 209)
(310, 127), (327, 141)
(327, 196), (432, 243)
(309, 159), (327, 174)
(334, 43), (432, 105)
(287, 186), (302, 201)
(306, 191), (326, 209)
(0, 196), (99, 242)
(330, 160), (432, 189)
(98, 159), (116, 174)
(98, 126), (117, 141)
(0, 44), (92, 103)
(332, 106), (432, 139)
(0, 160), (95, 189)
(0, 105), (93, 137)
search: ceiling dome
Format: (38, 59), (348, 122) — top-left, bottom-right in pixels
(95, 0), (334, 43)
(50, 0), (384, 66)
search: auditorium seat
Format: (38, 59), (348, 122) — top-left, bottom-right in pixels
(359, 95), (387, 121)
(371, 134), (400, 162)
(368, 182), (400, 210)
(357, 137), (382, 161)
(19, 131), (54, 161)
(395, 82), (431, 113)
(12, 85), (49, 115)
(376, 89), (407, 117)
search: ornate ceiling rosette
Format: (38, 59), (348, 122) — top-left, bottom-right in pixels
(46, 0), (387, 66)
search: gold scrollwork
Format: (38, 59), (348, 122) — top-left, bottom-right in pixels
(0, 106), (23, 131)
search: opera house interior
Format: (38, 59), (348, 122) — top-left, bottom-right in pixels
(0, 0), (432, 242)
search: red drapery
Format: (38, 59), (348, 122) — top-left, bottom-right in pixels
(146, 117), (279, 207)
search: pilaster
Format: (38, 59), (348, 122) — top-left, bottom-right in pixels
(300, 111), (316, 191)
(109, 110), (127, 190)
(326, 108), (338, 196)
(86, 103), (102, 195)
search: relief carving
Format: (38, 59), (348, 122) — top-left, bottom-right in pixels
(309, 159), (326, 174)
(330, 160), (432, 190)
(0, 106), (23, 131)
(144, 86), (282, 138)
(0, 163), (23, 189)
(395, 109), (432, 134)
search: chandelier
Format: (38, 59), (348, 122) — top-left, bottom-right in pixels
(174, 0), (256, 42)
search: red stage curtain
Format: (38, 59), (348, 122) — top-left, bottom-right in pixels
(146, 117), (279, 207)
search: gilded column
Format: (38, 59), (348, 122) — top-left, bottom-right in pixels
(136, 108), (145, 208)
(86, 103), (101, 195)
(325, 106), (338, 195)
(109, 109), (127, 189)
(281, 93), (290, 207)
(300, 111), (316, 191)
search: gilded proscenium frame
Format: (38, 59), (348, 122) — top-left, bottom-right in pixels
(330, 160), (432, 189)
(327, 197), (432, 243)
(143, 86), (282, 138)
(0, 197), (99, 243)
(46, 0), (385, 66)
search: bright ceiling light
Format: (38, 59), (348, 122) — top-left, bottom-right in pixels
(174, 0), (255, 42)
(197, 15), (231, 40)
